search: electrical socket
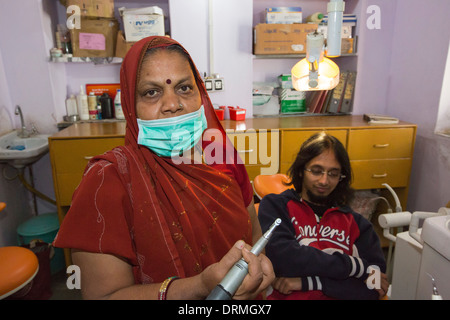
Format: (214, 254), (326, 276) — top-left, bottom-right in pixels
(204, 77), (224, 92)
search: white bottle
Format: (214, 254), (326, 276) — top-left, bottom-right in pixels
(77, 85), (89, 120)
(65, 94), (78, 116)
(114, 89), (125, 119)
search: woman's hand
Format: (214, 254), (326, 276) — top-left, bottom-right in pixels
(201, 240), (274, 300)
(272, 277), (302, 295)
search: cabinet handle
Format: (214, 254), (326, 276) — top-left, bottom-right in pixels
(237, 149), (254, 153)
(84, 156), (94, 160)
(373, 143), (390, 148)
(372, 173), (387, 178)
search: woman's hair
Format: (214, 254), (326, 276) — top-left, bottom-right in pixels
(286, 131), (354, 206)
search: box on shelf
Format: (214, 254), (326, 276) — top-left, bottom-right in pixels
(265, 7), (302, 24)
(254, 23), (318, 55)
(278, 74), (293, 89)
(317, 23), (354, 39)
(214, 108), (224, 120)
(115, 31), (136, 58)
(279, 88), (306, 113)
(86, 83), (120, 101)
(119, 6), (165, 42)
(70, 18), (118, 57)
(229, 107), (246, 121)
(64, 0), (114, 19)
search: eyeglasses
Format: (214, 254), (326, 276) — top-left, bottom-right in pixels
(304, 167), (346, 181)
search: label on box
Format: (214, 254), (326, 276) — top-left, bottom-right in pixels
(123, 14), (164, 42)
(79, 33), (106, 50)
(266, 7), (302, 24)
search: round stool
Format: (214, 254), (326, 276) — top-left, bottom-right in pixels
(0, 246), (39, 299)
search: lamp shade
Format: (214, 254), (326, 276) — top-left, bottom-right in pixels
(291, 57), (340, 91)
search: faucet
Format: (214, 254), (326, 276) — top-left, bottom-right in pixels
(15, 105), (30, 138)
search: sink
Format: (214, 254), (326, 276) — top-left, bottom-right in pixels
(0, 130), (50, 169)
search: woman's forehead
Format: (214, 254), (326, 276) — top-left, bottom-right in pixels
(138, 50), (194, 82)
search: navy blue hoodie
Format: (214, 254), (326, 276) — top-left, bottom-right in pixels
(258, 189), (386, 300)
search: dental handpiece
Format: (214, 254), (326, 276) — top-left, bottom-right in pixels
(206, 218), (281, 300)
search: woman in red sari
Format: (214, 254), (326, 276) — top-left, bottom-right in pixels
(53, 36), (274, 300)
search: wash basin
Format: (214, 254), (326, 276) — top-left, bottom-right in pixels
(0, 130), (50, 169)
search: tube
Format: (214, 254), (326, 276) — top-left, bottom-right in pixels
(206, 218), (281, 300)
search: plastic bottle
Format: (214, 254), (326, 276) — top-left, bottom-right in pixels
(99, 93), (113, 119)
(65, 94), (78, 116)
(88, 92), (98, 120)
(77, 85), (89, 120)
(306, 12), (324, 23)
(114, 89), (125, 119)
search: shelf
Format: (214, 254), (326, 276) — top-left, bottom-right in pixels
(49, 56), (123, 64)
(253, 53), (357, 59)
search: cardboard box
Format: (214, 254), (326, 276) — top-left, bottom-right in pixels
(115, 31), (136, 58)
(120, 6), (165, 42)
(70, 18), (118, 57)
(266, 7), (302, 24)
(278, 74), (293, 89)
(64, 0), (114, 19)
(86, 83), (120, 101)
(279, 88), (306, 113)
(254, 23), (317, 55)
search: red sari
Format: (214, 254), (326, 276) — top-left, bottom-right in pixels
(53, 37), (253, 284)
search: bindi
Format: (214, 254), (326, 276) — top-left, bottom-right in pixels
(166, 79), (172, 84)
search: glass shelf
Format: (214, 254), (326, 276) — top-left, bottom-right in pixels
(253, 53), (357, 59)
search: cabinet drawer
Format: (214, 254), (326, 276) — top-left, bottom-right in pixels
(227, 130), (279, 167)
(351, 159), (411, 189)
(51, 138), (124, 174)
(347, 128), (414, 160)
(280, 130), (347, 165)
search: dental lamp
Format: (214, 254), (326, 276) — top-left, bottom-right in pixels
(291, 0), (345, 91)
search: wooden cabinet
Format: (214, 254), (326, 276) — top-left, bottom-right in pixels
(280, 129), (348, 173)
(222, 115), (417, 211)
(226, 130), (279, 181)
(348, 128), (415, 189)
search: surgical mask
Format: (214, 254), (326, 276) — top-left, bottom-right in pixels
(137, 105), (207, 157)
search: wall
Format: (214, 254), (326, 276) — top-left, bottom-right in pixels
(169, 0), (253, 115)
(0, 0), (57, 246)
(384, 0), (450, 212)
(0, 44), (34, 246)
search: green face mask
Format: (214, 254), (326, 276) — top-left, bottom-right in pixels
(137, 105), (208, 157)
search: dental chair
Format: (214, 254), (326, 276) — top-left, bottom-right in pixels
(253, 174), (292, 214)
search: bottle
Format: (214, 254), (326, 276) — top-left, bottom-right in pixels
(88, 92), (98, 120)
(306, 12), (324, 23)
(65, 94), (78, 116)
(114, 89), (125, 119)
(77, 85), (89, 120)
(99, 93), (113, 119)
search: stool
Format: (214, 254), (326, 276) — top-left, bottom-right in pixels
(0, 246), (39, 299)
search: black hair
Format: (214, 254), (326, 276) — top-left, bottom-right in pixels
(286, 131), (354, 206)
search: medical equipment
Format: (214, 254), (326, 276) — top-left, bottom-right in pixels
(206, 218), (281, 300)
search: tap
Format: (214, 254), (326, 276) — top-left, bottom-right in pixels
(14, 105), (30, 138)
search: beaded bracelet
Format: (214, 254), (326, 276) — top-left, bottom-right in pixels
(158, 276), (179, 300)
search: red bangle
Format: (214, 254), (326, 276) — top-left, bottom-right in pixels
(158, 276), (179, 300)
